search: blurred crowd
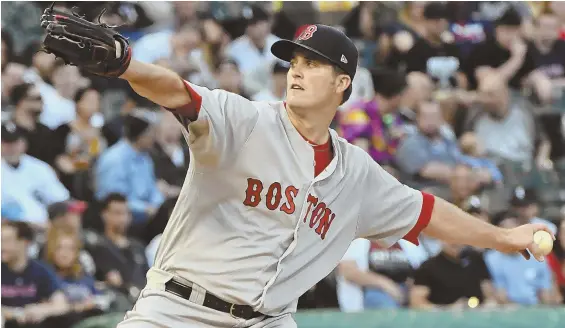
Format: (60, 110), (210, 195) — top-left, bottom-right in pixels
(1, 1), (565, 327)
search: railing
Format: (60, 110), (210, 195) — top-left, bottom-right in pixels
(294, 308), (565, 328)
(71, 307), (565, 328)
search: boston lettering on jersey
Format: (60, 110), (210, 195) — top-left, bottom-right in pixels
(243, 178), (335, 240)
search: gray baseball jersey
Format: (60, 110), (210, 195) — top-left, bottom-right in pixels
(150, 80), (434, 316)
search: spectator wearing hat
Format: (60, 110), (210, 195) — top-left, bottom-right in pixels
(225, 5), (281, 95)
(9, 82), (58, 166)
(339, 69), (408, 175)
(251, 61), (289, 102)
(1, 221), (70, 328)
(385, 3), (467, 90)
(462, 195), (489, 222)
(464, 7), (552, 103)
(510, 186), (557, 234)
(484, 210), (556, 305)
(1, 121), (70, 229)
(94, 111), (164, 224)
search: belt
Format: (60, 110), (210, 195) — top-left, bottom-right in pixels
(164, 279), (264, 320)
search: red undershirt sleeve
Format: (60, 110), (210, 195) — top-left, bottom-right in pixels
(163, 79), (203, 122)
(401, 192), (435, 245)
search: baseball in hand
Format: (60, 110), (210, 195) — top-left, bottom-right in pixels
(533, 231), (553, 255)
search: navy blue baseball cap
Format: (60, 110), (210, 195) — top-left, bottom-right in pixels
(271, 24), (358, 102)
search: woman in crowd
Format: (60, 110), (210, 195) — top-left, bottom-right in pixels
(53, 87), (107, 200)
(44, 227), (102, 325)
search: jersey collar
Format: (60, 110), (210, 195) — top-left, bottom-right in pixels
(278, 102), (340, 181)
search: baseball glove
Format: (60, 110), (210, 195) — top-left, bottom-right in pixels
(39, 3), (132, 77)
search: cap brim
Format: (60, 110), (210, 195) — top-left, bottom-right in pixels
(271, 39), (332, 64)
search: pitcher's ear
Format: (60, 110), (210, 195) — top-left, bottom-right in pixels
(336, 75), (351, 93)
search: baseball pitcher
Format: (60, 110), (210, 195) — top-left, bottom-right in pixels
(39, 5), (554, 328)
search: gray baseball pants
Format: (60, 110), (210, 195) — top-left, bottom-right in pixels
(117, 286), (297, 328)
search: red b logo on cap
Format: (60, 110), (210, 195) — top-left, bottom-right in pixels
(297, 25), (317, 41)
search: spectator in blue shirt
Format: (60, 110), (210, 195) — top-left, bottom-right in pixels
(484, 211), (555, 305)
(395, 100), (497, 188)
(43, 227), (102, 324)
(94, 110), (164, 224)
(1, 221), (69, 328)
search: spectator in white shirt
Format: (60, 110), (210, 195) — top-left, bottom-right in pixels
(1, 121), (70, 229)
(227, 5), (281, 95)
(336, 238), (416, 312)
(133, 23), (214, 88)
(252, 62), (288, 102)
(37, 61), (88, 130)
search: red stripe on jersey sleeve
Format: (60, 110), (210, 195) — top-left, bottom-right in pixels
(164, 79), (202, 121)
(402, 192), (435, 246)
